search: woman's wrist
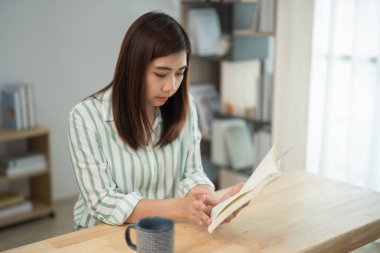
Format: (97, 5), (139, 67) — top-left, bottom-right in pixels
(174, 198), (186, 220)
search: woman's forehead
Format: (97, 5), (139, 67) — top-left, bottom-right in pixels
(151, 51), (187, 70)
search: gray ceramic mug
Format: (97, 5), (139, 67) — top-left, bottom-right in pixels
(125, 217), (174, 253)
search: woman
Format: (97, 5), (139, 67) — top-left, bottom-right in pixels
(68, 11), (245, 230)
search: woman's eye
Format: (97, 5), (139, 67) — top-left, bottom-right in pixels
(155, 73), (167, 78)
(175, 72), (184, 77)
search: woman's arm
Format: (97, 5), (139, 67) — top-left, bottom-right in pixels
(126, 187), (212, 225)
(68, 104), (143, 226)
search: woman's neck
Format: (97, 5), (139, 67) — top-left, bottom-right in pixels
(147, 106), (156, 126)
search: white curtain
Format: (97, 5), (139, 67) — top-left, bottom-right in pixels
(307, 0), (380, 191)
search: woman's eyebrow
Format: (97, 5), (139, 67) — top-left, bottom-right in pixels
(154, 65), (187, 71)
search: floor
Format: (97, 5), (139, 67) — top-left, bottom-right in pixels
(0, 196), (379, 252)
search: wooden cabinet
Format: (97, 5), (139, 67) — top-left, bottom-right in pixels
(0, 126), (54, 228)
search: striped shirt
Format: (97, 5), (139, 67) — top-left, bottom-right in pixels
(68, 88), (214, 229)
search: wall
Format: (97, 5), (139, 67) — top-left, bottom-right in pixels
(272, 0), (315, 170)
(0, 0), (179, 200)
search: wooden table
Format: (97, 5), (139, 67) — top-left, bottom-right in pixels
(5, 170), (380, 253)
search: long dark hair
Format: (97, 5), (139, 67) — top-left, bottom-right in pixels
(93, 12), (191, 150)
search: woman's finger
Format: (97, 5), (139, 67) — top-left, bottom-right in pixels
(222, 215), (233, 224)
(189, 213), (202, 225)
(191, 209), (211, 226)
(205, 195), (219, 206)
(189, 187), (209, 196)
(193, 199), (206, 211)
(195, 210), (212, 225)
(220, 182), (245, 202)
(190, 199), (211, 225)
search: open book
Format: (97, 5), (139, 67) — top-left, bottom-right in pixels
(208, 142), (290, 233)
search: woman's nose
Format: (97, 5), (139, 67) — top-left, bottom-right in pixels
(163, 75), (176, 92)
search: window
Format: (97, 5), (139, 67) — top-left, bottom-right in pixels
(307, 0), (380, 191)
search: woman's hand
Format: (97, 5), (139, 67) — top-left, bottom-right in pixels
(219, 182), (249, 224)
(180, 183), (249, 226)
(180, 187), (217, 226)
(190, 185), (219, 217)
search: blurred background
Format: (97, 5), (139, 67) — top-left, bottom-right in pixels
(0, 0), (378, 251)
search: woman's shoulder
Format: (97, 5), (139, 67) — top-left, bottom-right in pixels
(68, 91), (107, 121)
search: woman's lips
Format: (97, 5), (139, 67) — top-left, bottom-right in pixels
(157, 96), (169, 103)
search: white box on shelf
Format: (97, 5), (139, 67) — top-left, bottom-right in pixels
(211, 119), (252, 169)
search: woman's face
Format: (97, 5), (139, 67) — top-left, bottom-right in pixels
(145, 50), (187, 111)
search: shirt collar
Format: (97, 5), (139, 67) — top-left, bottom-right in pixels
(102, 88), (113, 122)
(152, 109), (162, 131)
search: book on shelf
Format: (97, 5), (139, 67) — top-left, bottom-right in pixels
(26, 84), (37, 128)
(208, 142), (291, 233)
(0, 192), (25, 209)
(0, 152), (47, 177)
(1, 83), (37, 130)
(0, 200), (33, 220)
(258, 0), (276, 33)
(190, 84), (220, 136)
(1, 85), (22, 131)
(187, 8), (221, 56)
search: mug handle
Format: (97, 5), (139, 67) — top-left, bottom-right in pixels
(125, 224), (137, 251)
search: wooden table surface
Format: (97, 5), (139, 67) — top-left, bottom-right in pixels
(5, 170), (380, 253)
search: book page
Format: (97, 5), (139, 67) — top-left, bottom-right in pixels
(208, 142), (284, 233)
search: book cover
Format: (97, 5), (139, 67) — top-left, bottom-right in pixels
(0, 192), (25, 209)
(258, 0), (275, 33)
(1, 87), (22, 130)
(17, 84), (28, 130)
(208, 142), (289, 233)
(26, 84), (37, 128)
(187, 8), (221, 56)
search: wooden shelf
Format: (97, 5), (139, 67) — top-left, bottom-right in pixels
(0, 201), (54, 228)
(234, 30), (275, 36)
(0, 126), (49, 142)
(0, 125), (54, 228)
(182, 0), (258, 5)
(214, 112), (271, 131)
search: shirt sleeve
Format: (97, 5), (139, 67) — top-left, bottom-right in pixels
(68, 104), (143, 226)
(177, 99), (215, 196)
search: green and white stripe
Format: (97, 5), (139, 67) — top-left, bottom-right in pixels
(68, 88), (214, 229)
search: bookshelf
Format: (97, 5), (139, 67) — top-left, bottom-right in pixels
(0, 126), (54, 228)
(181, 0), (277, 189)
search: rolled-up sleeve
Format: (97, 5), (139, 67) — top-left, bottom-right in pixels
(177, 100), (215, 196)
(68, 106), (143, 226)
